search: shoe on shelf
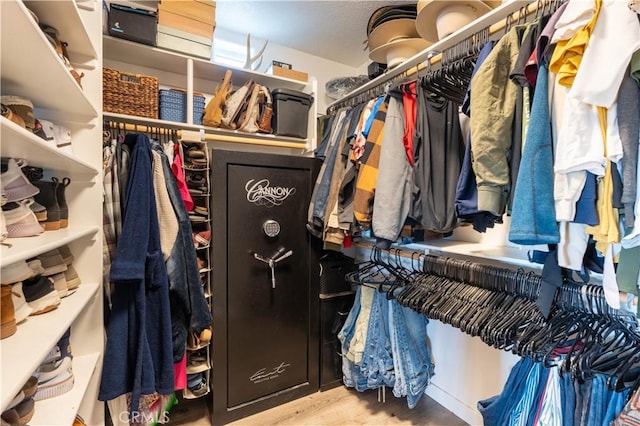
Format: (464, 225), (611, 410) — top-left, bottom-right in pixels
(57, 328), (73, 360)
(22, 275), (61, 315)
(54, 127), (74, 156)
(32, 119), (74, 156)
(21, 164), (43, 183)
(32, 179), (60, 231)
(4, 376), (37, 411)
(194, 230), (211, 248)
(1, 260), (36, 285)
(1, 103), (26, 128)
(0, 397), (34, 426)
(39, 24), (85, 88)
(34, 356), (74, 401)
(1, 285), (17, 339)
(194, 206), (208, 216)
(186, 372), (208, 397)
(0, 158), (40, 203)
(35, 249), (68, 276)
(54, 177), (71, 228)
(64, 264), (81, 291)
(26, 259), (45, 276)
(2, 200), (45, 238)
(56, 244), (74, 265)
(11, 283), (33, 324)
(50, 272), (69, 298)
(0, 96), (35, 129)
(28, 198), (47, 222)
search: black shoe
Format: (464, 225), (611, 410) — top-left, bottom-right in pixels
(55, 177), (70, 228)
(33, 180), (60, 231)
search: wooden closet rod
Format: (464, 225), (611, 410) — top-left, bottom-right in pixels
(327, 0), (546, 112)
(106, 121), (183, 137)
(105, 122), (308, 149)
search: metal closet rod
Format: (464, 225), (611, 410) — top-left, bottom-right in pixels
(327, 0), (549, 112)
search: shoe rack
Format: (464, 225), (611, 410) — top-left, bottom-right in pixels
(0, 1), (103, 424)
(180, 139), (213, 399)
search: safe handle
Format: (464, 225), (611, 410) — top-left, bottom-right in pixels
(252, 247), (293, 289)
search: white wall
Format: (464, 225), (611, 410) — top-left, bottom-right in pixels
(214, 28), (367, 114)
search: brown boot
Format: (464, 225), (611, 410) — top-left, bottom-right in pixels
(1, 285), (17, 339)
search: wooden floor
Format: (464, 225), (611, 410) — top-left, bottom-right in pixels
(168, 386), (468, 426)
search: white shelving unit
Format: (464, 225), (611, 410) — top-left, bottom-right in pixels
(0, 227), (99, 267)
(1, 0), (103, 423)
(0, 118), (97, 178)
(102, 33), (318, 152)
(0, 284), (100, 409)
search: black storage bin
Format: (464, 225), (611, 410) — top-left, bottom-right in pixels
(108, 3), (157, 47)
(272, 88), (314, 139)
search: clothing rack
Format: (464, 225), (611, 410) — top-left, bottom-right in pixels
(103, 119), (180, 145)
(327, 0), (561, 113)
(348, 244), (640, 391)
(352, 243), (633, 319)
(103, 116), (308, 149)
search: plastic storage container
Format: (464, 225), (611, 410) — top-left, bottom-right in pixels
(271, 88), (314, 139)
(159, 89), (205, 124)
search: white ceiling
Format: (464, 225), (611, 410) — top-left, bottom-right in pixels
(215, 0), (416, 68)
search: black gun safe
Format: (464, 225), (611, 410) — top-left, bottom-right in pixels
(211, 149), (321, 424)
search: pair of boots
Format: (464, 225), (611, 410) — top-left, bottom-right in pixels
(32, 177), (71, 231)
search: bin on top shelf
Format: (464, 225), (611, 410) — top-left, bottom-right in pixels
(271, 89), (314, 139)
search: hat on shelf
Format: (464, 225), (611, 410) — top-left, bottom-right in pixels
(367, 4), (419, 36)
(366, 3), (430, 69)
(416, 0), (502, 42)
(369, 38), (431, 69)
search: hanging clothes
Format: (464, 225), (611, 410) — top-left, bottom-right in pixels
(412, 84), (464, 234)
(325, 104), (366, 250)
(308, 108), (349, 238)
(372, 92), (413, 249)
(469, 25), (522, 217)
(509, 61), (560, 245)
(479, 359), (630, 426)
(99, 133), (175, 414)
(150, 142), (212, 362)
(339, 285), (434, 409)
(354, 97), (389, 229)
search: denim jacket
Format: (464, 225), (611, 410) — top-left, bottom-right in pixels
(151, 141), (212, 361)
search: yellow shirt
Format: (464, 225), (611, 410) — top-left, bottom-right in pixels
(549, 0), (602, 88)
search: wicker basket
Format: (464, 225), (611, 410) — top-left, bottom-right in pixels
(103, 68), (159, 118)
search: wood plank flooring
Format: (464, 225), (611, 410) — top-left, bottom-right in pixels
(168, 386), (468, 426)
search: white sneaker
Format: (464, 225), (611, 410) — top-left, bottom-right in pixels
(11, 282), (33, 324)
(50, 272), (69, 298)
(3, 199), (44, 238)
(0, 158), (39, 203)
(1, 260), (36, 284)
(34, 356), (74, 401)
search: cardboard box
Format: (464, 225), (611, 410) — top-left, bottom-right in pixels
(108, 3), (157, 46)
(267, 65), (308, 83)
(157, 31), (212, 59)
(158, 9), (214, 39)
(158, 0), (215, 26)
(158, 24), (213, 46)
